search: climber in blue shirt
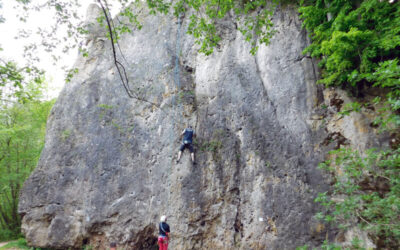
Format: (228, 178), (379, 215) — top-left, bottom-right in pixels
(176, 125), (195, 164)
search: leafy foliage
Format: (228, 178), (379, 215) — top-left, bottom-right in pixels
(299, 0), (400, 130)
(0, 1), (54, 241)
(12, 0), (284, 59)
(300, 0), (399, 86)
(149, 0), (279, 55)
(316, 148), (400, 248)
(300, 3), (400, 245)
(0, 238), (30, 249)
(0, 2), (4, 23)
(296, 240), (344, 250)
(200, 140), (222, 153)
(0, 60), (45, 104)
(88, 0), (281, 55)
(296, 238), (369, 250)
(0, 83), (54, 241)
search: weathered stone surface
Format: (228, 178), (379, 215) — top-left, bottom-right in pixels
(321, 88), (390, 151)
(18, 4), (382, 250)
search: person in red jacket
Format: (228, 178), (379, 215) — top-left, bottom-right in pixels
(158, 215), (170, 250)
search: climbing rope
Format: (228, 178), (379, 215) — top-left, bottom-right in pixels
(97, 0), (162, 109)
(97, 0), (185, 220)
(166, 13), (183, 211)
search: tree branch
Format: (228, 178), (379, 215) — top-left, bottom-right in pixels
(97, 0), (163, 110)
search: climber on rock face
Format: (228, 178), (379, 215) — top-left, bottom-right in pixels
(176, 125), (195, 164)
(158, 215), (170, 250)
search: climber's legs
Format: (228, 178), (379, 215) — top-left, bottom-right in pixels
(177, 150), (182, 163)
(188, 144), (195, 163)
(191, 152), (195, 163)
(158, 236), (168, 250)
(176, 143), (195, 163)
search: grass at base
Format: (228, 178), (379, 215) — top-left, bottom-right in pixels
(0, 238), (30, 250)
(0, 239), (56, 250)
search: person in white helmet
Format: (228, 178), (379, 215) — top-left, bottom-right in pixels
(158, 215), (170, 250)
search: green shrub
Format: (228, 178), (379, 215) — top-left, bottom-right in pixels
(0, 238), (30, 249)
(299, 0), (400, 130)
(316, 148), (400, 248)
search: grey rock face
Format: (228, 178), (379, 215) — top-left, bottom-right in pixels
(19, 4), (370, 250)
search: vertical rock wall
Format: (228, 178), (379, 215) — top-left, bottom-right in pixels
(19, 3), (383, 250)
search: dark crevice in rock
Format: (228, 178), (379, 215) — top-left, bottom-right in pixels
(322, 132), (349, 150)
(329, 93), (344, 111)
(126, 224), (158, 250)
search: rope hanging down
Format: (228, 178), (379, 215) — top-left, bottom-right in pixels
(96, 0), (160, 108)
(165, 13), (183, 214)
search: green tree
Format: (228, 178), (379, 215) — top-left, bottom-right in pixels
(299, 1), (400, 248)
(299, 0), (400, 129)
(299, 0), (399, 87)
(0, 59), (44, 104)
(1, 1), (46, 105)
(0, 1), (54, 240)
(316, 148), (400, 248)
(0, 82), (54, 240)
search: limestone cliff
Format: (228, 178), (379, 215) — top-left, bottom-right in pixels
(18, 4), (386, 250)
